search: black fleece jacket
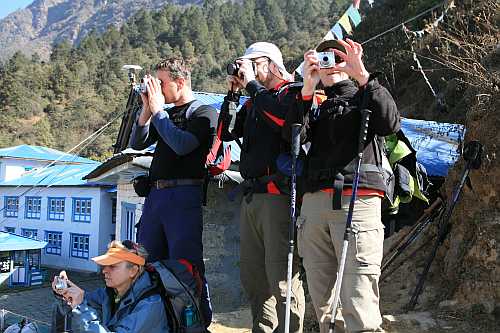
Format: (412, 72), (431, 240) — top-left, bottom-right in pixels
(283, 77), (400, 193)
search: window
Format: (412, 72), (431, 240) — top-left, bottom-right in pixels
(25, 196), (41, 219)
(48, 197), (65, 220)
(4, 196), (19, 217)
(73, 198), (91, 222)
(4, 227), (15, 233)
(45, 231), (63, 255)
(22, 228), (38, 239)
(70, 233), (89, 259)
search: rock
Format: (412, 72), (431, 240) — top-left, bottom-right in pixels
(438, 299), (458, 309)
(382, 312), (437, 331)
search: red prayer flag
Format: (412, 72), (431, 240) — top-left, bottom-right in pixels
(353, 0), (361, 9)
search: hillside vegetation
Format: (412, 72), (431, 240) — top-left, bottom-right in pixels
(0, 0), (347, 159)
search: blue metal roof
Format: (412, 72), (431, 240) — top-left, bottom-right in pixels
(0, 232), (47, 251)
(0, 162), (102, 186)
(0, 145), (96, 164)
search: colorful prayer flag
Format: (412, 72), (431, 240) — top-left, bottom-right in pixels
(332, 24), (344, 40)
(347, 5), (362, 27)
(338, 14), (353, 34)
(324, 30), (335, 40)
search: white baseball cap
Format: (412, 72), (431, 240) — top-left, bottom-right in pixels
(239, 42), (291, 80)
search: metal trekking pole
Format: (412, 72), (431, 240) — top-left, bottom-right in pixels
(284, 123), (302, 333)
(381, 197), (444, 276)
(328, 110), (372, 333)
(407, 140), (483, 310)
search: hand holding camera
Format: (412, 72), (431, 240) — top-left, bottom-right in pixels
(143, 75), (165, 115)
(52, 271), (85, 308)
(227, 59), (256, 89)
(301, 50), (321, 96)
(331, 39), (370, 86)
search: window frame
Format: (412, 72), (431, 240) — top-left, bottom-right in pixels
(25, 196), (42, 219)
(45, 231), (63, 256)
(4, 196), (19, 218)
(70, 233), (90, 259)
(21, 228), (38, 240)
(72, 198), (92, 223)
(48, 197), (66, 221)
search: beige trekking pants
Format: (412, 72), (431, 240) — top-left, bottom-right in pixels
(298, 191), (385, 333)
(240, 193), (305, 333)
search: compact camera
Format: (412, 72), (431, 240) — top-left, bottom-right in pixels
(55, 276), (68, 290)
(317, 51), (336, 68)
(227, 63), (240, 76)
(133, 76), (161, 94)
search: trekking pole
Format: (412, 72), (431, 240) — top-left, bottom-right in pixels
(328, 110), (372, 333)
(407, 140), (483, 310)
(284, 123), (302, 333)
(381, 197), (444, 275)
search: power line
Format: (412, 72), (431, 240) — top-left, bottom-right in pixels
(361, 1), (448, 45)
(0, 110), (125, 228)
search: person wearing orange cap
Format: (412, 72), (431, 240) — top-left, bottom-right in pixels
(50, 240), (170, 332)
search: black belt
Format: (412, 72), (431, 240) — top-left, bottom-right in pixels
(228, 174), (284, 202)
(152, 179), (204, 189)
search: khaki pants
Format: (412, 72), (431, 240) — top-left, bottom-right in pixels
(240, 193), (305, 333)
(298, 191), (385, 333)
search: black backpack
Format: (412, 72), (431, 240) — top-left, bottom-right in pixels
(141, 259), (206, 333)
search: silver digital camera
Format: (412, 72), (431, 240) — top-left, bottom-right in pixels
(55, 276), (68, 290)
(317, 51), (336, 68)
(137, 77), (150, 94)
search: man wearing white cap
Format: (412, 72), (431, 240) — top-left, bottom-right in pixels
(219, 42), (305, 332)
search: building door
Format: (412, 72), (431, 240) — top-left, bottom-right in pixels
(121, 203), (136, 242)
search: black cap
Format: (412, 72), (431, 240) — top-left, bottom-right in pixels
(315, 39), (346, 53)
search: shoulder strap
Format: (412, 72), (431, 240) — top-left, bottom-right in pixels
(185, 100), (204, 119)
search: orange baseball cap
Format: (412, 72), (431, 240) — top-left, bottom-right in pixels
(92, 247), (145, 266)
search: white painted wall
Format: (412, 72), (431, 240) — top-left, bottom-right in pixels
(0, 186), (114, 272)
(0, 158), (48, 182)
(115, 183), (144, 242)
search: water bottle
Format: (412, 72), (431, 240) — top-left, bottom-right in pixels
(184, 305), (195, 327)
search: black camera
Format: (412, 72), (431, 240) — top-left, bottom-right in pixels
(227, 63), (240, 76)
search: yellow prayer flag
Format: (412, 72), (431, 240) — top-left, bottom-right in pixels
(338, 13), (353, 34)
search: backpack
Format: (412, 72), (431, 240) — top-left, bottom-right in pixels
(178, 100), (232, 177)
(141, 259), (206, 333)
(382, 130), (431, 215)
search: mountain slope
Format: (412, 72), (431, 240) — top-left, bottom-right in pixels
(0, 0), (202, 61)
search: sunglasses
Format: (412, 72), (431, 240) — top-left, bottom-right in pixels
(122, 240), (139, 253)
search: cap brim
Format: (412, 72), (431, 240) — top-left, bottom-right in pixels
(316, 39), (346, 53)
(238, 52), (268, 60)
(91, 254), (124, 266)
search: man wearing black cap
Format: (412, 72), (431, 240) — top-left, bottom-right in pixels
(284, 39), (400, 332)
(220, 42), (305, 333)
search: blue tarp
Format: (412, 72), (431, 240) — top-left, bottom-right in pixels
(401, 118), (464, 177)
(0, 232), (47, 251)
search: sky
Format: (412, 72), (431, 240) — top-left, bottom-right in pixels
(0, 0), (33, 20)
